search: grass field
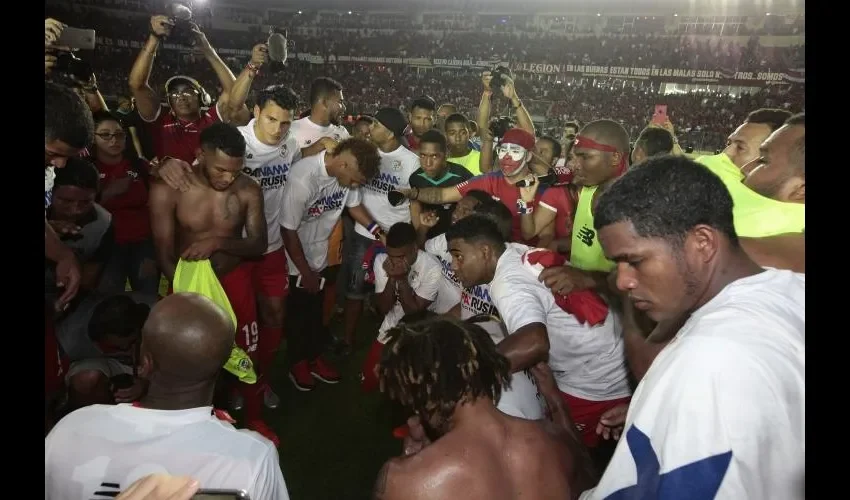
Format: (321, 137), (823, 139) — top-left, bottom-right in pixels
(244, 310), (398, 500)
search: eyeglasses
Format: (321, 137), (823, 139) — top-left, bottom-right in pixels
(95, 132), (126, 141)
(169, 90), (199, 99)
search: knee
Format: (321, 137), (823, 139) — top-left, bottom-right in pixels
(69, 370), (110, 398)
(258, 296), (285, 327)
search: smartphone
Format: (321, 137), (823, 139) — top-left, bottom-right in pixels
(296, 275), (326, 290)
(57, 27), (97, 50)
(651, 105), (668, 125)
(193, 490), (250, 500)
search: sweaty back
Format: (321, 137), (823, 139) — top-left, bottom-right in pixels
(143, 293), (234, 381)
(411, 415), (577, 499)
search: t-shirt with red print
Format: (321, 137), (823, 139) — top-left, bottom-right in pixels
(96, 158), (151, 245)
(144, 102), (222, 163)
(455, 172), (545, 245)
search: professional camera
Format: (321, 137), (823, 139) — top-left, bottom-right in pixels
(489, 115), (515, 140)
(490, 66), (514, 90)
(52, 51), (94, 87)
(165, 1), (196, 46)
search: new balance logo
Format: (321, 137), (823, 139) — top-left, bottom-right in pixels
(578, 226), (595, 247)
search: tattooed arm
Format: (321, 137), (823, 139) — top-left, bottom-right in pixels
(216, 179), (268, 258)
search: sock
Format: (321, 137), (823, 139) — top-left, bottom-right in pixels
(258, 327), (282, 376)
(240, 381), (264, 423)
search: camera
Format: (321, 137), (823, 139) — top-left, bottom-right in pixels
(490, 66), (514, 90)
(165, 1), (196, 46)
(52, 51), (93, 87)
(489, 116), (515, 140)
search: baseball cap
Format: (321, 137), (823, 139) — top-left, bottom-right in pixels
(374, 107), (409, 139)
(501, 128), (536, 151)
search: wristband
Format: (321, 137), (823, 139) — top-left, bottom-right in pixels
(246, 62), (260, 76)
(367, 222), (383, 237)
(517, 199), (534, 215)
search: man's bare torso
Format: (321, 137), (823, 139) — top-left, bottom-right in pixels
(174, 169), (253, 276)
(380, 413), (584, 500)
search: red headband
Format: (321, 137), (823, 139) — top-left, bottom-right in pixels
(574, 135), (628, 178)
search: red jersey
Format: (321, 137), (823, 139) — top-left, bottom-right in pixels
(95, 158), (151, 245)
(145, 103), (222, 163)
(538, 186), (576, 240)
(404, 132), (420, 153)
(456, 172), (543, 245)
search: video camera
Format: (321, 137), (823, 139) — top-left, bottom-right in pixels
(165, 1), (196, 46)
(489, 115), (515, 140)
(51, 51), (94, 88)
(490, 65), (514, 90)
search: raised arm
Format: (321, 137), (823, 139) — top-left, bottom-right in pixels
(129, 16), (172, 122)
(223, 44), (268, 126)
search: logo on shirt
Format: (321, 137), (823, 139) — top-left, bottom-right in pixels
(578, 226), (595, 247)
(244, 163), (290, 191)
(307, 189), (346, 218)
(246, 153), (254, 159)
(368, 172), (403, 195)
(280, 144), (289, 157)
(438, 257), (462, 289)
(461, 285), (499, 316)
(391, 160), (402, 172)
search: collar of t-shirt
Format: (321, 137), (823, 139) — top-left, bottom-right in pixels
(128, 402), (235, 424)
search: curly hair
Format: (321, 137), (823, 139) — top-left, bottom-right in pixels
(334, 137), (381, 180)
(378, 316), (511, 426)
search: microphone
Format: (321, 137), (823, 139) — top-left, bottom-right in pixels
(267, 31), (288, 63)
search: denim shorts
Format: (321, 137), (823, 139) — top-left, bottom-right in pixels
(343, 231), (376, 300)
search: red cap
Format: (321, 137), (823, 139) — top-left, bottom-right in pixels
(501, 128), (536, 151)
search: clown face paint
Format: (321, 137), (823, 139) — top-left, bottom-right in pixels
(497, 143), (529, 177)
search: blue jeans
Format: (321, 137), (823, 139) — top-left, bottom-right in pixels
(98, 238), (160, 295)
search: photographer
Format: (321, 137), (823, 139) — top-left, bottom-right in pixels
(128, 14), (250, 163)
(476, 68), (536, 174)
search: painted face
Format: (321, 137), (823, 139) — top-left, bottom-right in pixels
(497, 143), (528, 177)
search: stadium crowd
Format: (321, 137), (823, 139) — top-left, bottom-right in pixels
(44, 2), (805, 499)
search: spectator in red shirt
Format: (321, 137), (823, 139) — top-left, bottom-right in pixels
(128, 15), (251, 163)
(90, 111), (160, 295)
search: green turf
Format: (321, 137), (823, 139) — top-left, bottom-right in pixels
(255, 311), (400, 500)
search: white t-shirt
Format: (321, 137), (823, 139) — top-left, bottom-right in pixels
(290, 116), (350, 150)
(423, 233), (463, 303)
(490, 244), (630, 401)
(423, 235), (543, 420)
(581, 269), (805, 500)
(373, 250), (446, 343)
(354, 145), (419, 240)
(281, 152), (361, 276)
(239, 120), (301, 254)
(45, 404), (289, 500)
(45, 166), (56, 212)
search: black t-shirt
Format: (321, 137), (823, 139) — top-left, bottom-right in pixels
(409, 162), (474, 238)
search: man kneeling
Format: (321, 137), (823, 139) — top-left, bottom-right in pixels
(373, 317), (594, 500)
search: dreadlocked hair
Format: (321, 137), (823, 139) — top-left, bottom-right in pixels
(378, 316), (511, 424)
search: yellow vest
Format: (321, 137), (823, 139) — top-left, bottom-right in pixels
(449, 150), (482, 176)
(570, 185), (615, 273)
(697, 154), (805, 237)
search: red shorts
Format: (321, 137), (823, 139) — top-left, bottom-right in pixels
(45, 307), (69, 396)
(559, 392), (632, 448)
(220, 264), (261, 360)
(250, 248), (289, 299)
(360, 339), (385, 393)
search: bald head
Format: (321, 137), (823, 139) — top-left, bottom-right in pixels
(580, 119), (631, 154)
(142, 293), (234, 383)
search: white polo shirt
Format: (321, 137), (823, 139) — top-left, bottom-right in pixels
(45, 404), (289, 500)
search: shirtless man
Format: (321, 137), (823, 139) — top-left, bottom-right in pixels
(373, 316), (594, 500)
(148, 122), (279, 445)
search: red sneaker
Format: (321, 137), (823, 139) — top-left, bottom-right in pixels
(309, 356), (341, 384)
(289, 360), (316, 392)
(246, 419), (280, 448)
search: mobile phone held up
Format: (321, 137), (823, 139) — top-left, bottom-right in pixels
(651, 104), (668, 126)
(56, 27), (96, 50)
(193, 490), (251, 500)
